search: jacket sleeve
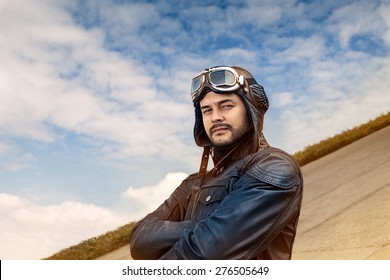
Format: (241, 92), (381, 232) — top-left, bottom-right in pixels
(160, 152), (303, 259)
(129, 176), (194, 260)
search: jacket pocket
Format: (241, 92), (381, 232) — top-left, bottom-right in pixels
(194, 186), (229, 219)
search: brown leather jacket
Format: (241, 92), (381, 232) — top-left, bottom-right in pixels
(130, 146), (303, 259)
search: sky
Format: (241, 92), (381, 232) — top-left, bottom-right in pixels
(0, 0), (389, 259)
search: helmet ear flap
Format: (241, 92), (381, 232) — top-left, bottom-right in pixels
(193, 104), (212, 147)
(249, 84), (269, 115)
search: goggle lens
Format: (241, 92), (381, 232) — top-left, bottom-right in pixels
(209, 70), (236, 87)
(191, 75), (204, 93)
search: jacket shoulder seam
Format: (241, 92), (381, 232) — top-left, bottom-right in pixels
(246, 148), (301, 189)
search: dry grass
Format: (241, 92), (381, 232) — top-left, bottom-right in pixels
(293, 112), (390, 166)
(44, 111), (390, 260)
(45, 222), (137, 260)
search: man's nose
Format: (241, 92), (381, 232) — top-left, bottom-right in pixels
(211, 108), (224, 123)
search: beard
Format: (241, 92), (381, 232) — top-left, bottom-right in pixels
(209, 122), (250, 148)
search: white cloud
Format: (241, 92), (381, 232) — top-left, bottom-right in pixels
(122, 172), (189, 220)
(275, 52), (390, 152)
(217, 48), (257, 61)
(380, 4), (390, 45)
(3, 153), (36, 172)
(231, 4), (282, 28)
(326, 1), (388, 49)
(0, 171), (188, 259)
(273, 36), (325, 64)
(260, 2), (390, 153)
(0, 193), (129, 259)
(0, 141), (11, 156)
(0, 0), (194, 163)
(0, 141), (37, 171)
(272, 91), (294, 108)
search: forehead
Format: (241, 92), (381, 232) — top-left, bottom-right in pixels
(199, 91), (242, 105)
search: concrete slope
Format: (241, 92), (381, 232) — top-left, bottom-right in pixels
(98, 126), (390, 260)
(292, 126), (390, 259)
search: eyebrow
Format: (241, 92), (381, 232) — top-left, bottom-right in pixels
(200, 98), (236, 110)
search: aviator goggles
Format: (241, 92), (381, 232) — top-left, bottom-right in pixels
(190, 66), (245, 101)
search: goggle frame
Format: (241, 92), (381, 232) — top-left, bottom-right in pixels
(190, 66), (245, 100)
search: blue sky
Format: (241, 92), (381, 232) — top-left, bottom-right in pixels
(1, 0), (390, 259)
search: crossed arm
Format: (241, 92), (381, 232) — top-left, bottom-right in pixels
(130, 173), (302, 260)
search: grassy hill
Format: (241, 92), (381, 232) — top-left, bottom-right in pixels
(45, 111), (390, 260)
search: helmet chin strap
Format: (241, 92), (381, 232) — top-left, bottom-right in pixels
(198, 139), (242, 178)
(198, 146), (211, 177)
(197, 131), (267, 178)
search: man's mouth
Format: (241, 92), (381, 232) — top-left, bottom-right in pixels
(210, 124), (231, 135)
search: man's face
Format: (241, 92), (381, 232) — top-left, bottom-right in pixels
(199, 91), (250, 148)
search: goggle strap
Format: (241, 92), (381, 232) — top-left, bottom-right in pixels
(239, 75), (244, 86)
(246, 77), (257, 86)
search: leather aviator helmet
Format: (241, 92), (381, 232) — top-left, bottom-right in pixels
(191, 66), (269, 150)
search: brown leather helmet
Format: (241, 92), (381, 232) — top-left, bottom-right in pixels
(191, 66), (269, 148)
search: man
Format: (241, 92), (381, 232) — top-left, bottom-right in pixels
(130, 66), (303, 259)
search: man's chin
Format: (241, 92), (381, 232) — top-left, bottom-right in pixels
(211, 137), (234, 148)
